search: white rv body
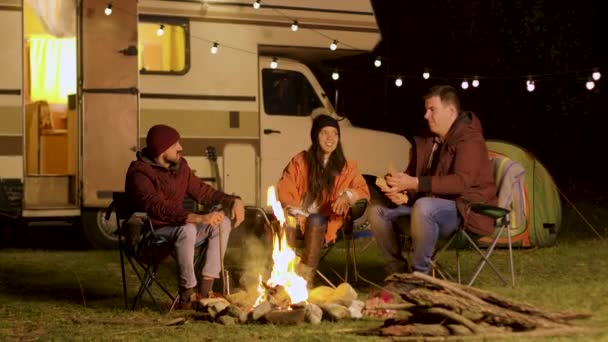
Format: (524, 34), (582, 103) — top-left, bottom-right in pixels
(0, 0), (411, 248)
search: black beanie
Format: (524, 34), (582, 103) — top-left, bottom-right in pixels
(310, 114), (340, 142)
(146, 124), (180, 157)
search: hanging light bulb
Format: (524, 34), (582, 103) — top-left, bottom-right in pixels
(422, 68), (430, 80)
(332, 70), (340, 80)
(374, 57), (382, 68)
(461, 79), (469, 89)
(586, 78), (595, 90)
(210, 42), (219, 54)
(291, 20), (299, 31)
(156, 24), (165, 37)
(253, 0), (261, 9)
(104, 3), (112, 16)
(526, 79), (535, 92)
(329, 40), (338, 51)
(592, 69), (601, 81)
(472, 78), (480, 88)
(270, 57), (278, 69)
(395, 76), (403, 87)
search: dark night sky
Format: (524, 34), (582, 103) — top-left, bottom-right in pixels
(320, 0), (607, 196)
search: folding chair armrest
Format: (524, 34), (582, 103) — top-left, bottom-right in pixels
(349, 199), (368, 221)
(105, 201), (115, 221)
(470, 203), (510, 220)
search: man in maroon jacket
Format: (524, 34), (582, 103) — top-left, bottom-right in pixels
(369, 85), (497, 276)
(125, 124), (245, 309)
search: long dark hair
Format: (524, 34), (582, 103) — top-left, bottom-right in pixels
(303, 137), (347, 208)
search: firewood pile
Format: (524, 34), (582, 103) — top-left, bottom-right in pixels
(172, 282), (365, 325)
(360, 272), (592, 339)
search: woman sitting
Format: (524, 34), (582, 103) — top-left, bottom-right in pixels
(277, 114), (370, 285)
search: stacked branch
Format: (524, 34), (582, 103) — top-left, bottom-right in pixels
(363, 272), (591, 338)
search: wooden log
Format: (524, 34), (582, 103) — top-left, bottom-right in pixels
(386, 272), (575, 331)
(381, 323), (450, 337)
(424, 307), (485, 334)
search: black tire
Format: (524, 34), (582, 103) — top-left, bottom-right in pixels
(82, 208), (119, 249)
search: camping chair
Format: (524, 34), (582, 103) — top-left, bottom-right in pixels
(105, 192), (175, 313)
(106, 192), (208, 313)
(430, 156), (522, 287)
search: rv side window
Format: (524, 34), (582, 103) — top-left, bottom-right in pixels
(262, 69), (323, 116)
(138, 15), (190, 75)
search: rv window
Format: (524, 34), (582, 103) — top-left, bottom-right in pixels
(138, 16), (190, 75)
(262, 69), (323, 116)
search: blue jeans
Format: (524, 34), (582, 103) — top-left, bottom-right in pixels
(368, 197), (460, 274)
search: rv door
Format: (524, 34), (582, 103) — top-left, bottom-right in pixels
(258, 57), (332, 205)
(80, 0), (139, 207)
(77, 0), (139, 248)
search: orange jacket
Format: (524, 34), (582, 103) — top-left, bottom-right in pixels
(277, 151), (370, 243)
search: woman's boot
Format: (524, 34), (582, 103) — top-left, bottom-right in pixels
(296, 214), (327, 287)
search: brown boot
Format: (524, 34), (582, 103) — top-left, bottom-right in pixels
(177, 287), (195, 310)
(197, 278), (214, 299)
(297, 214), (327, 287)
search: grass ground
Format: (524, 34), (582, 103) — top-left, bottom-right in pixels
(1, 201), (607, 341)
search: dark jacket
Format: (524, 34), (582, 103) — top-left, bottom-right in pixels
(125, 148), (237, 228)
(406, 112), (497, 236)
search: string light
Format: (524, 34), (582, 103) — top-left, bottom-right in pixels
(332, 70), (340, 80)
(105, 3), (601, 95)
(526, 79), (535, 92)
(395, 76), (403, 87)
(461, 79), (469, 89)
(374, 57), (382, 68)
(423, 69), (430, 80)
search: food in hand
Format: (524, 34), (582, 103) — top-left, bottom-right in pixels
(375, 177), (408, 204)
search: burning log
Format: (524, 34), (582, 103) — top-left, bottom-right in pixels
(360, 272), (592, 338)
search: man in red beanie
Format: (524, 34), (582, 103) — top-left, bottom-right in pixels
(125, 124), (245, 309)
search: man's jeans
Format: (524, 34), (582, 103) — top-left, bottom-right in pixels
(368, 197), (459, 274)
(154, 217), (231, 289)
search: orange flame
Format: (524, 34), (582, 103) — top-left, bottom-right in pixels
(254, 186), (308, 306)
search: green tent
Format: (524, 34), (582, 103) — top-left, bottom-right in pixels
(484, 140), (562, 248)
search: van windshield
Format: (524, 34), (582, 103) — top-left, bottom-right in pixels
(262, 69), (322, 116)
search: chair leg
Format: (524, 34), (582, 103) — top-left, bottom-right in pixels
(431, 232), (459, 282)
(119, 246), (128, 310)
(344, 233), (351, 283)
(464, 229), (508, 286)
(316, 269), (337, 289)
(507, 224), (515, 287)
(352, 235), (359, 283)
(456, 247), (461, 284)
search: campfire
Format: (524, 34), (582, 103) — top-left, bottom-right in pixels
(253, 186), (308, 309)
(181, 186), (365, 325)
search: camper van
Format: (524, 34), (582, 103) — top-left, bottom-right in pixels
(0, 0), (411, 248)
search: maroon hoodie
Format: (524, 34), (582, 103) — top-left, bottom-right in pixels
(125, 149), (237, 228)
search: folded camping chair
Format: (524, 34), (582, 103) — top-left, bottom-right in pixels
(430, 156), (522, 287)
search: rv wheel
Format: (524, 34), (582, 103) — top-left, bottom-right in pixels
(82, 209), (119, 249)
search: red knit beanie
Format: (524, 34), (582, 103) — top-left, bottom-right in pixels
(146, 124), (180, 157)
